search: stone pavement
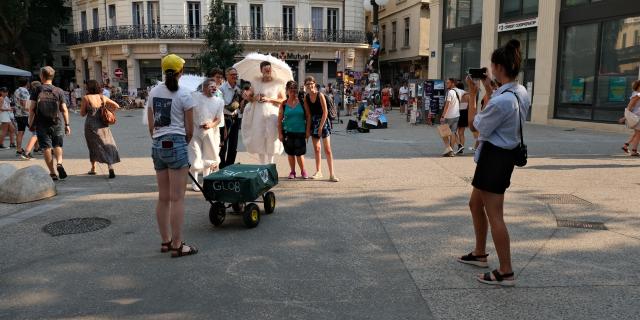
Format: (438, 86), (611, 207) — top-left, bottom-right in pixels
(0, 109), (639, 319)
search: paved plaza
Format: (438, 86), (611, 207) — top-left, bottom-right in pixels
(1, 109), (639, 319)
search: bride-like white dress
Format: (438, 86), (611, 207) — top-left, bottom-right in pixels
(241, 79), (284, 164)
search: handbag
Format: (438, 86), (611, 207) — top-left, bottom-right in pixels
(505, 90), (527, 167)
(100, 96), (116, 126)
(624, 109), (640, 129)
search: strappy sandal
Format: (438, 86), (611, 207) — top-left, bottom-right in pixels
(477, 269), (515, 286)
(622, 143), (630, 153)
(87, 170), (97, 175)
(50, 174), (59, 181)
(457, 252), (489, 268)
(631, 149), (640, 157)
(160, 239), (172, 253)
(171, 242), (198, 258)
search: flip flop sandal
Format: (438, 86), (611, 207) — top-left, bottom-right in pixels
(457, 252), (489, 268)
(88, 171), (97, 175)
(50, 174), (59, 181)
(477, 269), (515, 286)
(160, 239), (172, 253)
(171, 242), (198, 258)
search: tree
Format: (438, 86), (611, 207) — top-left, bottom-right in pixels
(0, 0), (69, 71)
(197, 0), (243, 74)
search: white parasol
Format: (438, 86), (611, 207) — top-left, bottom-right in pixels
(142, 73), (206, 125)
(233, 53), (293, 87)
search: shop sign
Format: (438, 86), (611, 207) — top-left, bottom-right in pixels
(497, 17), (538, 32)
(259, 51), (312, 60)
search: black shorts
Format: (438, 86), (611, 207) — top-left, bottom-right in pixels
(36, 125), (64, 149)
(15, 116), (28, 131)
(283, 132), (306, 156)
(472, 142), (515, 195)
(458, 109), (469, 128)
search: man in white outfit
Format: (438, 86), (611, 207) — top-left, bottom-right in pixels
(188, 78), (224, 191)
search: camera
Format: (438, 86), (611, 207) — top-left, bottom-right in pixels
(468, 67), (487, 79)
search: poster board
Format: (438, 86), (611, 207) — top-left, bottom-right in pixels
(608, 77), (626, 102)
(569, 78), (585, 102)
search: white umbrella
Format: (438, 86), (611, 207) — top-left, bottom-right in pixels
(233, 53), (293, 87)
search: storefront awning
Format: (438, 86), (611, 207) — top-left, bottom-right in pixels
(0, 64), (31, 77)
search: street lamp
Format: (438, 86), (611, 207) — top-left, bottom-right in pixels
(363, 0), (387, 98)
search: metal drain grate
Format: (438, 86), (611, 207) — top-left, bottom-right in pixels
(557, 219), (607, 230)
(43, 217), (111, 236)
(533, 194), (593, 206)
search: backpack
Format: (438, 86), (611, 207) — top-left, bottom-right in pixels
(322, 92), (338, 121)
(36, 86), (61, 125)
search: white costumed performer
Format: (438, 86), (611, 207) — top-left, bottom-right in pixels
(188, 78), (224, 191)
(236, 55), (292, 164)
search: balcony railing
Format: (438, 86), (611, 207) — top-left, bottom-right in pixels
(69, 25), (367, 45)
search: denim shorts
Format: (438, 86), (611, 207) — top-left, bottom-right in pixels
(151, 134), (189, 171)
(37, 125), (64, 149)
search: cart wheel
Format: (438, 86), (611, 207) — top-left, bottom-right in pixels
(209, 202), (226, 226)
(242, 203), (260, 228)
(263, 192), (276, 214)
(232, 202), (245, 213)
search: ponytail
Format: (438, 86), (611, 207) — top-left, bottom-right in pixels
(491, 39), (522, 79)
(165, 70), (180, 92)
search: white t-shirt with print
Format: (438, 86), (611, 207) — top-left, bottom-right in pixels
(147, 84), (195, 139)
(444, 88), (462, 119)
(399, 86), (409, 100)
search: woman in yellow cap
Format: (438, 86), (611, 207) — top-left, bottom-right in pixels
(146, 54), (198, 258)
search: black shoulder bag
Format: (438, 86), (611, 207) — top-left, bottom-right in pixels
(504, 90), (527, 167)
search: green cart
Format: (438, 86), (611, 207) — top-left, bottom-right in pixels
(190, 164), (278, 228)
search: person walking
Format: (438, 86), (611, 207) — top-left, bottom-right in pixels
(399, 82), (409, 113)
(74, 84), (83, 112)
(622, 80), (640, 156)
(13, 78), (32, 158)
(455, 81), (470, 155)
(303, 76), (339, 182)
(28, 67), (71, 180)
(381, 84), (391, 113)
(80, 80), (121, 178)
(188, 78), (223, 191)
(440, 78), (462, 157)
(0, 87), (15, 149)
(218, 67), (242, 168)
(278, 80), (310, 179)
(146, 54), (197, 258)
(457, 39), (530, 286)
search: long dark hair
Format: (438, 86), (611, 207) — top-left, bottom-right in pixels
(165, 69), (180, 92)
(491, 39), (522, 79)
(86, 80), (101, 94)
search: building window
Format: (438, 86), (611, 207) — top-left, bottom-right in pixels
(92, 8), (99, 29)
(445, 0), (482, 29)
(557, 15), (640, 122)
(500, 0), (538, 21)
(80, 11), (87, 31)
(443, 38), (481, 81)
(59, 29), (68, 44)
(328, 8), (339, 32)
(250, 5), (263, 40)
(381, 24), (386, 51)
(108, 4), (116, 27)
(282, 6), (295, 40)
(403, 17), (410, 47)
(635, 30), (640, 46)
(563, 0), (603, 7)
(61, 56), (70, 67)
(147, 1), (160, 26)
(224, 3), (237, 27)
(132, 2), (143, 26)
(187, 2), (201, 37)
(391, 21), (397, 50)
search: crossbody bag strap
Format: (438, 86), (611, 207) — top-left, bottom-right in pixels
(504, 90), (524, 146)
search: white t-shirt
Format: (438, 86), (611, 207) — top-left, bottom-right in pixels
(399, 86), (409, 100)
(631, 91), (640, 116)
(191, 92), (224, 128)
(74, 88), (83, 99)
(147, 84), (195, 138)
(444, 88), (462, 119)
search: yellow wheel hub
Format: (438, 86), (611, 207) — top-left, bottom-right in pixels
(251, 210), (258, 222)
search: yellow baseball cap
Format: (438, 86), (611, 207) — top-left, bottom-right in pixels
(161, 54), (185, 73)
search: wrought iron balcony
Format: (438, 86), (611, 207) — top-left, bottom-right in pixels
(69, 25), (368, 45)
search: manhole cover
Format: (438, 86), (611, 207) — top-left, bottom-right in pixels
(533, 194), (593, 206)
(43, 217), (111, 236)
(557, 219), (607, 230)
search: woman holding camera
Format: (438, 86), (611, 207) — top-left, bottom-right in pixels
(457, 40), (530, 286)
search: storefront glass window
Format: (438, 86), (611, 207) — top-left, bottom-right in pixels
(559, 24), (598, 105)
(564, 0), (602, 8)
(443, 38), (480, 81)
(501, 0), (538, 21)
(445, 0), (482, 29)
(557, 15), (640, 122)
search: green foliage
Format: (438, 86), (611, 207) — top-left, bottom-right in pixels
(196, 0), (243, 74)
(0, 0), (69, 70)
